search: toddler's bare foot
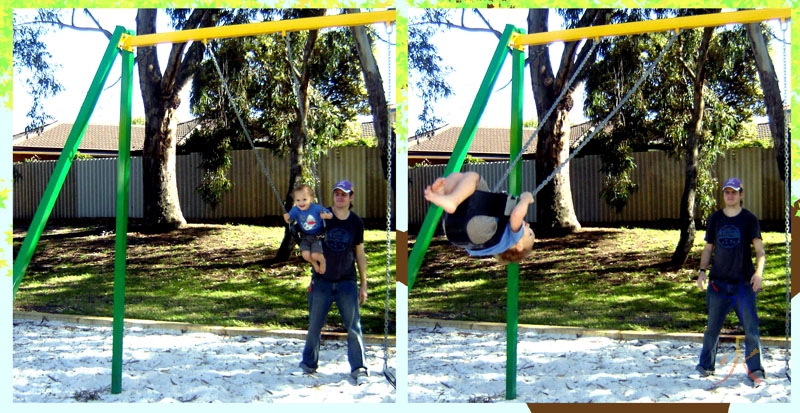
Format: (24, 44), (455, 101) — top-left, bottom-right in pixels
(423, 190), (458, 214)
(429, 177), (447, 195)
(318, 260), (326, 275)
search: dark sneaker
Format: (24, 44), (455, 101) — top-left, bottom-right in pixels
(695, 365), (714, 377)
(749, 370), (766, 387)
(299, 362), (317, 375)
(351, 367), (369, 385)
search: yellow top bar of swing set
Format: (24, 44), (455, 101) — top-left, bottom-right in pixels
(119, 10), (396, 51)
(513, 8), (790, 48)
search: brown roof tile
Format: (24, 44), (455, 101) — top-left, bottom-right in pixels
(13, 119), (201, 153)
(409, 123), (589, 157)
(410, 119), (780, 158)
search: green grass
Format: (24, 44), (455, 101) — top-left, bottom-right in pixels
(409, 227), (790, 337)
(13, 223), (396, 335)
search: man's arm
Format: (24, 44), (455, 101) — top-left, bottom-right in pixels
(697, 243), (713, 290)
(751, 238), (766, 291)
(355, 243), (368, 305)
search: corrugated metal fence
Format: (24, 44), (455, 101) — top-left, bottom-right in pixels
(408, 148), (785, 227)
(14, 147), (389, 221)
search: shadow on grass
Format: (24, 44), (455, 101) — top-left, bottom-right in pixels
(410, 228), (788, 336)
(13, 222), (395, 335)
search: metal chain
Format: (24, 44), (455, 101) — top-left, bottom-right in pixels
(780, 19), (791, 378)
(492, 39), (598, 193)
(383, 20), (395, 380)
(526, 30), (679, 198)
(206, 42), (287, 214)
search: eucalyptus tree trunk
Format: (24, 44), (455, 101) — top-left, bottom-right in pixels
(527, 9), (609, 232)
(347, 10), (395, 229)
(671, 27), (714, 266)
(746, 22), (787, 181)
(136, 9), (220, 231)
(347, 10), (392, 183)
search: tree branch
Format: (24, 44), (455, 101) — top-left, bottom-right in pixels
(411, 20), (499, 36)
(81, 9), (113, 39)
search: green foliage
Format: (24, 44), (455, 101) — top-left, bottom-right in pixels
(184, 9), (370, 206)
(522, 119), (538, 128)
(13, 9), (64, 131)
(596, 131), (638, 213)
(583, 9), (766, 216)
(463, 154), (485, 164)
(408, 9), (455, 136)
(188, 129), (233, 208)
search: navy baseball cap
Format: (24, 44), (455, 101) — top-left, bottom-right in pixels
(722, 177), (742, 192)
(333, 180), (354, 194)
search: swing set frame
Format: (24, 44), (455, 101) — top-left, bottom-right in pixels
(407, 8), (790, 400)
(12, 9), (396, 395)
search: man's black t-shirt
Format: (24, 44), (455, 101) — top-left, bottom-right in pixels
(314, 210), (364, 282)
(705, 208), (761, 283)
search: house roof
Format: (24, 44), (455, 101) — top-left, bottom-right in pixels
(12, 119), (201, 154)
(409, 119), (780, 160)
(409, 123), (589, 159)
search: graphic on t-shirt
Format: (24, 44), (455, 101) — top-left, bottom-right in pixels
(325, 228), (351, 252)
(302, 214), (318, 232)
(717, 225), (741, 249)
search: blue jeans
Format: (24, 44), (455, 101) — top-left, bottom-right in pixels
(301, 278), (366, 373)
(697, 279), (764, 375)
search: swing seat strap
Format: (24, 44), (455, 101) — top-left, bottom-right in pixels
(442, 191), (518, 250)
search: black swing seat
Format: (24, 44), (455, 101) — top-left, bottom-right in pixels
(288, 219), (326, 245)
(442, 191), (518, 250)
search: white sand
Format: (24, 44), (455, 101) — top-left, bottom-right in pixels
(408, 325), (790, 403)
(13, 319), (396, 403)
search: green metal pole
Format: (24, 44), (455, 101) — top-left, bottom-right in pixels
(12, 26), (127, 298)
(408, 24), (518, 291)
(112, 27), (135, 395)
(505, 30), (525, 400)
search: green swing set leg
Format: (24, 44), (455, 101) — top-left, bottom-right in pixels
(505, 32), (525, 401)
(112, 27), (136, 395)
(12, 26), (128, 298)
(406, 24), (526, 400)
(407, 24), (519, 291)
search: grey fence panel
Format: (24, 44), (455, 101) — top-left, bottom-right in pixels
(13, 161), (76, 220)
(74, 157), (144, 218)
(14, 147), (388, 222)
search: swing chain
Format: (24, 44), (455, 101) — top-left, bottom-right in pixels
(492, 38), (598, 193)
(206, 42), (288, 214)
(780, 20), (791, 378)
(383, 20), (395, 383)
(525, 30), (679, 198)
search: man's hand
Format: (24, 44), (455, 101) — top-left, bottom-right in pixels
(359, 285), (368, 305)
(751, 273), (763, 292)
(696, 270), (707, 290)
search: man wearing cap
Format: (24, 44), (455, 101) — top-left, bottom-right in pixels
(299, 179), (370, 382)
(695, 177), (767, 387)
